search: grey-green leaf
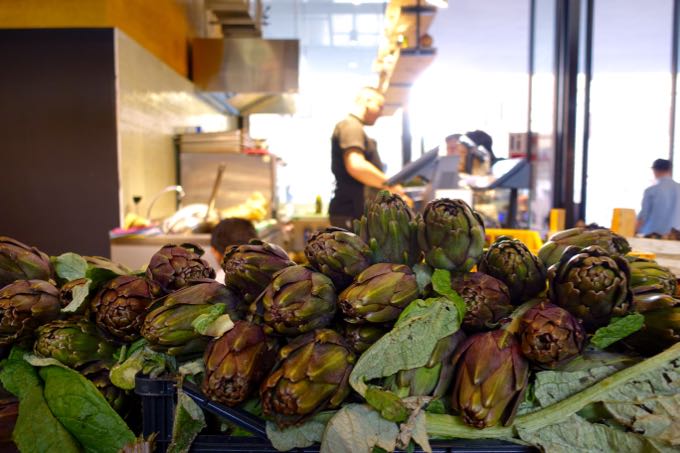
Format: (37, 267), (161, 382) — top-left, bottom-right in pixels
(321, 404), (399, 453)
(54, 252), (88, 281)
(168, 389), (207, 453)
(266, 412), (335, 452)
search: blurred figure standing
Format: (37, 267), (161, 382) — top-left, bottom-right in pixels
(637, 159), (680, 237)
(210, 218), (257, 282)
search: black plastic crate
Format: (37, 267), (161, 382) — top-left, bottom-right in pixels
(134, 375), (535, 453)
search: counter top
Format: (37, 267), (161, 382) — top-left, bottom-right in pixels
(110, 234), (211, 246)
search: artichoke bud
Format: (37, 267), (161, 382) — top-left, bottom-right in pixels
(519, 301), (585, 368)
(340, 323), (387, 353)
(548, 245), (632, 331)
(338, 263), (419, 324)
(538, 227), (631, 268)
(450, 329), (529, 428)
(478, 236), (546, 305)
(625, 307), (680, 355)
(0, 236), (54, 288)
(34, 318), (116, 368)
(0, 279), (61, 347)
(417, 198), (486, 273)
(260, 329), (355, 427)
(451, 272), (513, 333)
(305, 227), (372, 290)
(146, 243), (215, 293)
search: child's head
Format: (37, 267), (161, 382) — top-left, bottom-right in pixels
(210, 218), (257, 262)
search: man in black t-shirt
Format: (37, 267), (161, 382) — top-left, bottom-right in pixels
(329, 87), (406, 228)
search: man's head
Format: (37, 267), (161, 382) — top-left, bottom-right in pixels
(354, 87), (385, 126)
(210, 218), (257, 262)
(652, 159), (672, 178)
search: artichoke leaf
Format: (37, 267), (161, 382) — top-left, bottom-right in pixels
(53, 252), (88, 282)
(590, 313), (645, 349)
(266, 412), (335, 452)
(61, 278), (92, 313)
(168, 388), (206, 453)
(431, 269), (466, 321)
(320, 404), (399, 453)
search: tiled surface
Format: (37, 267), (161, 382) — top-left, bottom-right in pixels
(115, 30), (229, 223)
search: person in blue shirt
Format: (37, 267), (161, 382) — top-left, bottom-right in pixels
(637, 159), (680, 236)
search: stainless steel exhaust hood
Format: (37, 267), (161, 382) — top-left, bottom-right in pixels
(192, 38), (299, 115)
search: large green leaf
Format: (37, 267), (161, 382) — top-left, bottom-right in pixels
(53, 253), (88, 281)
(320, 404), (399, 453)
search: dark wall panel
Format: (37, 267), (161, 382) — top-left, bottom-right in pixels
(0, 29), (119, 256)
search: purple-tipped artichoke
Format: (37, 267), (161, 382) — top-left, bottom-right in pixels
(538, 227), (630, 268)
(450, 329), (529, 428)
(0, 280), (61, 347)
(338, 263), (419, 324)
(34, 318), (116, 368)
(353, 191), (419, 266)
(340, 323), (388, 353)
(0, 237), (54, 288)
(451, 272), (513, 332)
(548, 245), (631, 331)
(387, 330), (466, 398)
(222, 240), (295, 303)
(202, 321), (278, 406)
(417, 198), (486, 273)
(478, 236), (546, 304)
(519, 301), (585, 368)
(252, 265), (336, 337)
(625, 307), (680, 356)
(146, 243), (215, 293)
(304, 227), (372, 290)
(260, 329), (355, 427)
(141, 281), (244, 355)
(79, 361), (127, 414)
(90, 275), (162, 342)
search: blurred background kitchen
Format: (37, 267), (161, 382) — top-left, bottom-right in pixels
(1, 0), (678, 272)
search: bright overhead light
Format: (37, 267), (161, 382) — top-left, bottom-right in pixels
(425, 0), (448, 7)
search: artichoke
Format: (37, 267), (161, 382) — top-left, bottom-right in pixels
(34, 318), (116, 368)
(222, 240), (295, 303)
(538, 227), (631, 268)
(519, 301), (585, 368)
(90, 275), (162, 342)
(628, 258), (677, 296)
(59, 278), (91, 309)
(146, 243), (215, 293)
(304, 227), (372, 290)
(0, 236), (54, 289)
(141, 281), (244, 355)
(252, 265), (336, 336)
(202, 321), (278, 406)
(261, 329), (355, 427)
(340, 323), (387, 354)
(451, 272), (513, 332)
(625, 307), (680, 355)
(450, 329), (529, 428)
(338, 263), (419, 324)
(387, 330), (466, 398)
(548, 245), (632, 331)
(79, 361), (127, 414)
(478, 236), (546, 305)
(0, 279), (61, 347)
(354, 190), (419, 266)
(417, 198), (486, 273)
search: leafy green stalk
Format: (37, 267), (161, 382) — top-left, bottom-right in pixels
(426, 342), (680, 438)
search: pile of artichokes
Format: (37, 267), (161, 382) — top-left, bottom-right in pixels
(1, 192), (679, 451)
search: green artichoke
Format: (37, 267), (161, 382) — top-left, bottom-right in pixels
(519, 301), (585, 368)
(34, 318), (116, 368)
(338, 263), (419, 324)
(417, 198), (486, 273)
(252, 265), (336, 336)
(202, 321), (278, 406)
(386, 330), (466, 398)
(538, 227), (631, 268)
(260, 329), (355, 427)
(141, 281), (244, 355)
(628, 257), (677, 296)
(0, 279), (61, 347)
(451, 272), (513, 332)
(304, 227), (372, 290)
(625, 307), (680, 355)
(340, 323), (387, 353)
(632, 292), (680, 313)
(354, 190), (419, 266)
(146, 243), (215, 293)
(78, 361), (127, 414)
(0, 237), (54, 289)
(222, 240), (295, 303)
(450, 329), (529, 428)
(91, 275), (162, 342)
(478, 236), (546, 305)
(548, 245), (632, 331)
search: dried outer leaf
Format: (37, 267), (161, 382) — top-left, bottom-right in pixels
(604, 394), (680, 445)
(168, 389), (206, 453)
(320, 404), (399, 453)
(266, 412), (335, 452)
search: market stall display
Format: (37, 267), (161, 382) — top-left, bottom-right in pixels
(0, 192), (679, 453)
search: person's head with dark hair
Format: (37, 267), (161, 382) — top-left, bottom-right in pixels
(210, 218), (257, 262)
(652, 158), (672, 178)
(465, 130), (496, 163)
